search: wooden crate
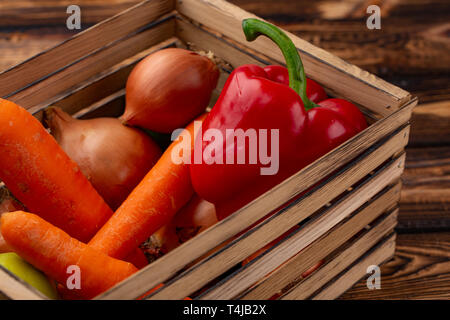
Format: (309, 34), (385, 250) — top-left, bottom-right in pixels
(0, 0), (417, 300)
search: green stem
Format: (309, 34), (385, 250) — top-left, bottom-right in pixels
(242, 18), (318, 110)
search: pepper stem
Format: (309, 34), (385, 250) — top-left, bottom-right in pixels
(242, 18), (318, 110)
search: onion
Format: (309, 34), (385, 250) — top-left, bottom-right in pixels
(45, 107), (162, 210)
(121, 48), (220, 133)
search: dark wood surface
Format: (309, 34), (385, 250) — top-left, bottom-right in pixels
(0, 0), (448, 299)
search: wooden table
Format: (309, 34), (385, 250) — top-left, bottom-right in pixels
(0, 0), (448, 299)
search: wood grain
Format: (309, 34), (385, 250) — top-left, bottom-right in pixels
(399, 145), (450, 231)
(0, 0), (174, 98)
(281, 210), (398, 300)
(0, 0), (142, 27)
(0, 268), (46, 300)
(312, 233), (397, 299)
(340, 232), (450, 300)
(205, 180), (401, 300)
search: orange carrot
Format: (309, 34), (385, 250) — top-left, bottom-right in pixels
(125, 248), (148, 269)
(89, 114), (206, 259)
(0, 99), (113, 242)
(146, 194), (217, 256)
(0, 189), (25, 253)
(56, 248), (148, 299)
(137, 283), (164, 300)
(1, 211), (138, 299)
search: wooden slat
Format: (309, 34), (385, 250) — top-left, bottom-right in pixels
(0, 0), (174, 97)
(202, 170), (402, 300)
(399, 145), (450, 231)
(0, 267), (45, 300)
(281, 209), (399, 300)
(340, 231), (450, 300)
(0, 0), (142, 27)
(310, 233), (397, 299)
(8, 17), (175, 112)
(98, 123), (410, 299)
(31, 37), (179, 121)
(409, 100), (450, 147)
(176, 0), (411, 115)
(176, 17), (275, 68)
(74, 90), (126, 119)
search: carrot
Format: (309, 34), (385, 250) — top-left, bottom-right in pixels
(137, 283), (164, 300)
(0, 211), (138, 299)
(145, 194), (217, 257)
(0, 189), (26, 253)
(89, 114), (206, 259)
(55, 249), (148, 300)
(125, 248), (148, 269)
(0, 99), (113, 242)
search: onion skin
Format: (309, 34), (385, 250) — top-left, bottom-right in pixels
(45, 107), (162, 210)
(121, 48), (220, 133)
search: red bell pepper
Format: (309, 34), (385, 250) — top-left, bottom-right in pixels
(190, 18), (367, 220)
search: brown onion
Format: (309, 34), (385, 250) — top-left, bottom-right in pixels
(45, 107), (162, 210)
(121, 48), (219, 133)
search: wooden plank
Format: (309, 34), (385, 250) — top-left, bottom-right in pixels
(0, 0), (142, 27)
(409, 100), (450, 147)
(311, 233), (397, 299)
(202, 162), (404, 299)
(0, 0), (175, 97)
(176, 17), (276, 68)
(0, 28), (69, 73)
(31, 37), (179, 121)
(98, 123), (409, 300)
(176, 0), (412, 115)
(201, 169), (402, 299)
(281, 209), (399, 300)
(74, 89), (126, 119)
(282, 233), (397, 300)
(340, 231), (450, 300)
(0, 267), (45, 300)
(399, 145), (450, 231)
(9, 18), (175, 112)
